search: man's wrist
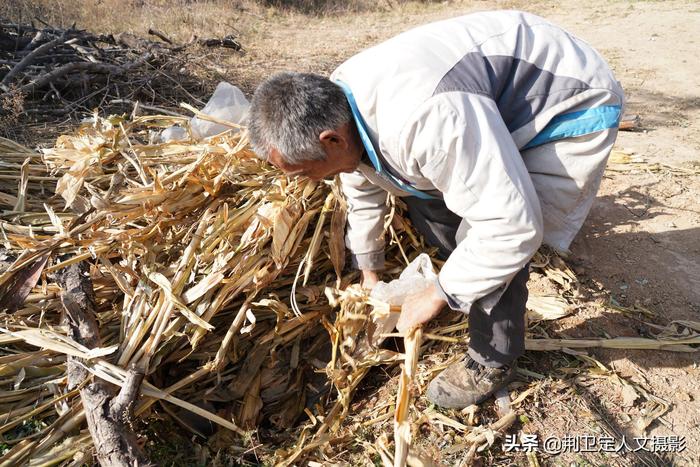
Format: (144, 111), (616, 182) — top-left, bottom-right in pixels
(360, 269), (380, 289)
(350, 251), (385, 270)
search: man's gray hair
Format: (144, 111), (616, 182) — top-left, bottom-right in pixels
(248, 72), (352, 164)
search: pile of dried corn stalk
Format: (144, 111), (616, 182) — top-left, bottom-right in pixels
(1, 113), (699, 466)
(0, 113), (438, 465)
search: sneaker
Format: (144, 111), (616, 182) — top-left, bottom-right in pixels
(426, 355), (516, 409)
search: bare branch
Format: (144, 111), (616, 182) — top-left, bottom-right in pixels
(15, 52), (152, 95)
(147, 28), (173, 45)
(110, 363), (146, 421)
(1, 32), (69, 90)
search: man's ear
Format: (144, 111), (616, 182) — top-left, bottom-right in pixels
(319, 129), (347, 149)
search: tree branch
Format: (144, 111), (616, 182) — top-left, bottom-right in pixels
(57, 262), (153, 467)
(1, 32), (68, 90)
(8, 52), (151, 96)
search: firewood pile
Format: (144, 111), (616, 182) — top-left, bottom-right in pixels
(0, 113), (698, 464)
(0, 19), (241, 119)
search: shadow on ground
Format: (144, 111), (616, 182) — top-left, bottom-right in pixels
(517, 182), (699, 466)
(621, 87), (700, 131)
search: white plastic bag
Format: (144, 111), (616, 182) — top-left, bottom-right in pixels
(159, 82), (251, 143)
(365, 253), (438, 348)
(371, 253), (438, 306)
(190, 82), (250, 139)
(159, 125), (188, 143)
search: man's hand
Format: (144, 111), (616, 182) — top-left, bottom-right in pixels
(360, 270), (380, 290)
(397, 283), (447, 333)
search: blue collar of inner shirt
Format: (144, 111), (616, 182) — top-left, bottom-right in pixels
(334, 79), (437, 200)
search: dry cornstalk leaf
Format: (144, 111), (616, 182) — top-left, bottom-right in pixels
(526, 294), (572, 322)
(393, 327), (422, 467)
(525, 334), (700, 352)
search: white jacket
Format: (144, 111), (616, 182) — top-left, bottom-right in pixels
(330, 11), (624, 312)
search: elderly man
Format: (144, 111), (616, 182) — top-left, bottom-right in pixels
(248, 10), (623, 409)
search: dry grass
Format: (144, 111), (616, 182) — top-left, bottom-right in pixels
(4, 1), (255, 43)
(2, 0), (440, 44)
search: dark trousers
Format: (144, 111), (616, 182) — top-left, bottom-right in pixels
(405, 197), (528, 368)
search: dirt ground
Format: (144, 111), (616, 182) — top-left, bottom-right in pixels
(6, 0), (700, 465)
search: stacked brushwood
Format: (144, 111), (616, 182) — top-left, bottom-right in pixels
(0, 19), (241, 118)
(1, 113), (700, 465)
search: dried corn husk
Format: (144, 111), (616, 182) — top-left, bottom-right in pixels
(526, 294), (572, 322)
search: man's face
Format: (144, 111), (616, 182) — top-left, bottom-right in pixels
(267, 148), (349, 182)
(266, 123), (363, 181)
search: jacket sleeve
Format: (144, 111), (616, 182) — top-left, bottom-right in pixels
(339, 170), (389, 270)
(396, 92), (544, 311)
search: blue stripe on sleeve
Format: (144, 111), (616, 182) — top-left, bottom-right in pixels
(524, 105), (622, 150)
